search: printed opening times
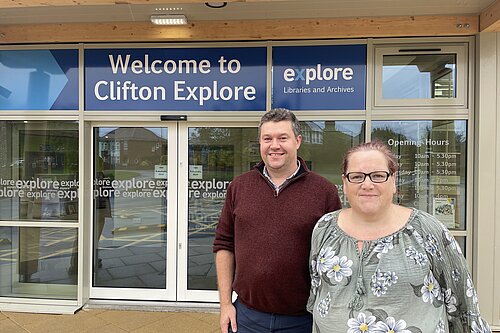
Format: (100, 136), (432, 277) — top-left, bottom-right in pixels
(411, 151), (460, 177)
(383, 122), (466, 229)
(396, 146), (463, 202)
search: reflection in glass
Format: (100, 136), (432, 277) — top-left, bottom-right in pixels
(187, 122), (364, 290)
(187, 127), (256, 290)
(299, 121), (365, 207)
(0, 121), (79, 222)
(382, 54), (456, 99)
(93, 128), (168, 289)
(0, 227), (77, 300)
(0, 121), (79, 300)
(372, 120), (467, 230)
(455, 236), (466, 258)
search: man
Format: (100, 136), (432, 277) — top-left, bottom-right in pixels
(213, 108), (342, 333)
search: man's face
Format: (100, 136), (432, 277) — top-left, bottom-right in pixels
(259, 120), (302, 174)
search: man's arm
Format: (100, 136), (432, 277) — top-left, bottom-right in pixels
(216, 249), (237, 333)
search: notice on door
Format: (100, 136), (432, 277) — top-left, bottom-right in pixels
(154, 165), (167, 179)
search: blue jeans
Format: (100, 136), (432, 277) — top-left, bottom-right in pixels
(230, 298), (313, 333)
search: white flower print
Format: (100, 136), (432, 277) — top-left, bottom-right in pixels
(443, 288), (457, 314)
(382, 271), (398, 286)
(405, 246), (417, 258)
(326, 255), (353, 282)
(415, 253), (429, 266)
(317, 292), (331, 318)
(466, 277), (478, 304)
(471, 318), (492, 333)
(435, 319), (445, 333)
(371, 269), (384, 283)
(311, 274), (321, 295)
(323, 213), (334, 222)
(451, 269), (461, 282)
(374, 236), (394, 258)
(421, 271), (442, 303)
(371, 280), (388, 297)
(373, 317), (411, 333)
(444, 231), (464, 255)
(405, 246), (428, 266)
(347, 312), (376, 333)
(315, 247), (337, 275)
(370, 270), (397, 296)
(413, 229), (424, 244)
(425, 234), (443, 260)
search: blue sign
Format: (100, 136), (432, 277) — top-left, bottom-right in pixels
(85, 47), (267, 111)
(0, 49), (79, 110)
(272, 45), (367, 110)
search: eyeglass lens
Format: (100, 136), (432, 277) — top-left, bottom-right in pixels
(346, 171), (390, 183)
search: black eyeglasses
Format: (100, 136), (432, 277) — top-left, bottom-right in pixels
(344, 171), (392, 183)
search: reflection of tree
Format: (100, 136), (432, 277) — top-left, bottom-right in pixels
(371, 126), (418, 170)
(193, 127), (261, 177)
(372, 126), (416, 207)
(299, 121), (364, 184)
(372, 120), (466, 230)
(99, 128), (166, 170)
(190, 127), (232, 144)
(46, 129), (79, 175)
(189, 128), (241, 180)
(372, 127), (403, 145)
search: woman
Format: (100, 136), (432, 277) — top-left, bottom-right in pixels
(308, 141), (491, 333)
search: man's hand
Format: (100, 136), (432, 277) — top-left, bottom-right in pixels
(220, 302), (237, 333)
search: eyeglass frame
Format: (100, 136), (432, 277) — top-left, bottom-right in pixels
(343, 171), (393, 183)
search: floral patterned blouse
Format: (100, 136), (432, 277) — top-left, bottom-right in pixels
(307, 208), (491, 333)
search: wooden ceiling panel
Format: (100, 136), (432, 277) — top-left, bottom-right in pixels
(0, 15), (479, 44)
(480, 0), (500, 31)
(0, 0), (496, 44)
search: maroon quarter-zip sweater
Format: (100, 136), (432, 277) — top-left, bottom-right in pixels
(213, 158), (342, 315)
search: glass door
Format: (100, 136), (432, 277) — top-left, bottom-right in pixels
(89, 120), (363, 302)
(177, 123), (259, 301)
(90, 124), (177, 300)
(176, 120), (365, 301)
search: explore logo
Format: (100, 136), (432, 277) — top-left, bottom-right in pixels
(283, 64), (354, 85)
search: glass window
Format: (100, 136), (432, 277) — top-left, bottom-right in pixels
(299, 121), (365, 207)
(93, 127), (168, 289)
(382, 54), (456, 99)
(372, 120), (467, 230)
(187, 121), (364, 290)
(0, 226), (77, 300)
(455, 236), (466, 257)
(187, 127), (257, 290)
(0, 121), (79, 222)
(374, 45), (467, 107)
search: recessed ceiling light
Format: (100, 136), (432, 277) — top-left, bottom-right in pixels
(150, 14), (188, 25)
(155, 7), (183, 11)
(205, 2), (227, 9)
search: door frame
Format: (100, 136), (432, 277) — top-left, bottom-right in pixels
(88, 122), (178, 301)
(176, 121), (257, 302)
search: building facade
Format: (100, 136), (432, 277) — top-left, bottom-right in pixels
(0, 2), (499, 330)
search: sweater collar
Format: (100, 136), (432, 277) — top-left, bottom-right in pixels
(255, 156), (309, 178)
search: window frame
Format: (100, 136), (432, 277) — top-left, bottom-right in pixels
(373, 44), (468, 108)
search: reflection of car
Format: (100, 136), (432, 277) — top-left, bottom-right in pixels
(10, 159), (24, 166)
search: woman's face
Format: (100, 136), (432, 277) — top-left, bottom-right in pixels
(343, 150), (396, 216)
